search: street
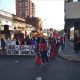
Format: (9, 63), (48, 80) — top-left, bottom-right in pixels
(0, 56), (80, 80)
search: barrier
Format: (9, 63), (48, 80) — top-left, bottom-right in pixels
(7, 45), (36, 55)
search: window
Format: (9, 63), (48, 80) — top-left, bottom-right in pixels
(19, 2), (22, 7)
(25, 2), (28, 7)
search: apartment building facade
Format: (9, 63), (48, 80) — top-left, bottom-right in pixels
(16, 0), (35, 18)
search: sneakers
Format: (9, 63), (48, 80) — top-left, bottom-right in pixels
(41, 63), (49, 65)
(41, 63), (45, 65)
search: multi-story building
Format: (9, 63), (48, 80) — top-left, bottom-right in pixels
(16, 0), (35, 18)
(16, 0), (42, 34)
(32, 3), (35, 17)
(65, 0), (80, 39)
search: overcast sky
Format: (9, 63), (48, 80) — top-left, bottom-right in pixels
(0, 0), (64, 30)
(32, 0), (64, 30)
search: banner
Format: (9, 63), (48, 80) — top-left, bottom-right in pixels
(7, 45), (50, 56)
(7, 45), (35, 55)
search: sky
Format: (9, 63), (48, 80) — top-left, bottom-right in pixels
(0, 0), (16, 14)
(0, 0), (64, 30)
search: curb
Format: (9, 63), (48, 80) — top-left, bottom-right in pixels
(58, 53), (80, 63)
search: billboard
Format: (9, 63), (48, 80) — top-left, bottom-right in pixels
(65, 2), (80, 19)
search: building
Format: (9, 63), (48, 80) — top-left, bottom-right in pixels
(65, 0), (73, 2)
(0, 10), (14, 39)
(13, 15), (36, 38)
(32, 3), (35, 17)
(26, 17), (42, 34)
(16, 0), (35, 18)
(0, 9), (37, 39)
(65, 0), (80, 39)
(13, 15), (27, 34)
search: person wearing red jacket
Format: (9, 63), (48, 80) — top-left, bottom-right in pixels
(39, 37), (49, 65)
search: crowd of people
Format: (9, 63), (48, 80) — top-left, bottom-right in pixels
(1, 30), (80, 66)
(0, 34), (65, 65)
(15, 34), (65, 65)
(34, 36), (65, 65)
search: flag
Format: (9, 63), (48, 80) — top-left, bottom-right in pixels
(25, 30), (27, 38)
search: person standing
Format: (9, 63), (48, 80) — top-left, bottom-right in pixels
(39, 37), (48, 65)
(60, 36), (64, 51)
(74, 34), (80, 53)
(50, 38), (57, 59)
(1, 38), (6, 55)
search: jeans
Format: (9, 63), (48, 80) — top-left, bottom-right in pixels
(40, 51), (48, 64)
(60, 43), (65, 51)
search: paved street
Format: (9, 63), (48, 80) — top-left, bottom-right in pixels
(0, 56), (80, 80)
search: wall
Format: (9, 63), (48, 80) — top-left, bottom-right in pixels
(65, 2), (80, 19)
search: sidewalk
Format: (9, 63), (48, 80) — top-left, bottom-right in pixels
(59, 41), (80, 62)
